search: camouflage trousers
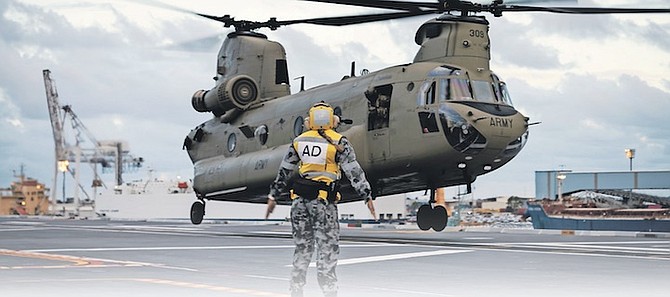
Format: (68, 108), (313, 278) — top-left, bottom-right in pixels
(290, 197), (340, 297)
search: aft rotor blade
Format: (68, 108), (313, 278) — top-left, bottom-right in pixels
(278, 9), (437, 26)
(503, 0), (576, 4)
(500, 5), (670, 14)
(301, 0), (439, 12)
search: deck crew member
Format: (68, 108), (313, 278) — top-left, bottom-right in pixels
(267, 101), (376, 297)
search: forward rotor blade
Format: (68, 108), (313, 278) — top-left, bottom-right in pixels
(134, 0), (233, 24)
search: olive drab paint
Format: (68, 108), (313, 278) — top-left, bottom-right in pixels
(184, 14), (529, 210)
(182, 1), (668, 226)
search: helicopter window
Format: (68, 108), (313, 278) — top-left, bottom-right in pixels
(425, 24), (442, 39)
(471, 80), (496, 103)
(499, 82), (514, 106)
(227, 133), (237, 152)
(367, 84), (392, 131)
(255, 125), (269, 145)
(424, 81), (437, 105)
(293, 116), (304, 137)
(276, 59), (289, 84)
(418, 111), (439, 133)
(447, 78), (473, 101)
(491, 75), (503, 103)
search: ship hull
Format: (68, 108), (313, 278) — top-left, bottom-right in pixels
(526, 204), (670, 233)
(95, 179), (290, 220)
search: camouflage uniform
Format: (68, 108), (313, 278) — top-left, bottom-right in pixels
(270, 136), (372, 297)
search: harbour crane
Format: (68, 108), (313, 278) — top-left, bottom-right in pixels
(43, 69), (144, 214)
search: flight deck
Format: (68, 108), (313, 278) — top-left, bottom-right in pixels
(1, 217), (668, 297)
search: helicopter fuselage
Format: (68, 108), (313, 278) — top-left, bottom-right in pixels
(185, 60), (528, 204)
(176, 0), (669, 226)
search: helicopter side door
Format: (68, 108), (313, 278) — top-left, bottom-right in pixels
(366, 84), (393, 162)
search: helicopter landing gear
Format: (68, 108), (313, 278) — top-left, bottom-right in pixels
(190, 199), (205, 225)
(416, 188), (449, 232)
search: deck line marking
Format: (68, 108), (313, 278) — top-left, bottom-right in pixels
(244, 274), (289, 281)
(2, 277), (289, 297)
(135, 278), (289, 297)
(499, 243), (669, 254)
(478, 246), (670, 261)
(283, 249), (472, 268)
(519, 243), (669, 253)
(335, 249), (472, 266)
(365, 286), (456, 296)
(0, 227), (59, 232)
(25, 243), (395, 253)
(0, 249), (197, 271)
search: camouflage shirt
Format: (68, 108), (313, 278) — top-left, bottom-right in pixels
(269, 134), (373, 202)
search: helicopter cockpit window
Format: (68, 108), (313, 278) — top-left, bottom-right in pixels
(440, 78), (473, 101)
(227, 133), (237, 152)
(471, 80), (496, 103)
(499, 82), (514, 106)
(491, 74), (513, 106)
(423, 81), (437, 105)
(293, 116), (304, 137)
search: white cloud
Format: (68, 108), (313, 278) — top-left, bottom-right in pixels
(0, 87), (25, 129)
(2, 0), (669, 201)
(580, 118), (605, 130)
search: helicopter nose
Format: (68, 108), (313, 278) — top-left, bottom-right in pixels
(438, 105), (487, 155)
(438, 103), (528, 154)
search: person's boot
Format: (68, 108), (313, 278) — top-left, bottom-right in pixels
(290, 288), (303, 297)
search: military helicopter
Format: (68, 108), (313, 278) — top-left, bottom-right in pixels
(180, 0), (670, 230)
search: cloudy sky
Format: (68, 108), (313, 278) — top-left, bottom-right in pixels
(1, 0), (669, 201)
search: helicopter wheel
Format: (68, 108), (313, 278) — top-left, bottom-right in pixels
(417, 204), (433, 231)
(417, 204), (449, 232)
(190, 200), (205, 225)
(432, 205), (448, 232)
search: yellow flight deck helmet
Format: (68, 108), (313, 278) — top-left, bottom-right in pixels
(306, 102), (339, 130)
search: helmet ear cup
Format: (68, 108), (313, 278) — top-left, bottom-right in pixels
(334, 115), (340, 128)
(304, 117), (310, 130)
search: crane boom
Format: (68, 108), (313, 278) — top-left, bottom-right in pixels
(43, 69), (66, 162)
(42, 69), (144, 215)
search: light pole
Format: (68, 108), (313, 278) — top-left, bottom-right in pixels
(625, 148), (635, 171)
(557, 173), (567, 201)
(57, 160), (69, 202)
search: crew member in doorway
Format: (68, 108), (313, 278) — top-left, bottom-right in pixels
(267, 101), (376, 297)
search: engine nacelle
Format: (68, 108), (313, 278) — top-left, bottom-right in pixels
(192, 75), (260, 117)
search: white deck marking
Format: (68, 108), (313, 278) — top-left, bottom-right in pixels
(284, 249), (472, 268)
(484, 247), (670, 261)
(364, 286), (457, 296)
(506, 242), (669, 253)
(25, 243), (396, 253)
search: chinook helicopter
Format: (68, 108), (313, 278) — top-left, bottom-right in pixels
(180, 0), (670, 230)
